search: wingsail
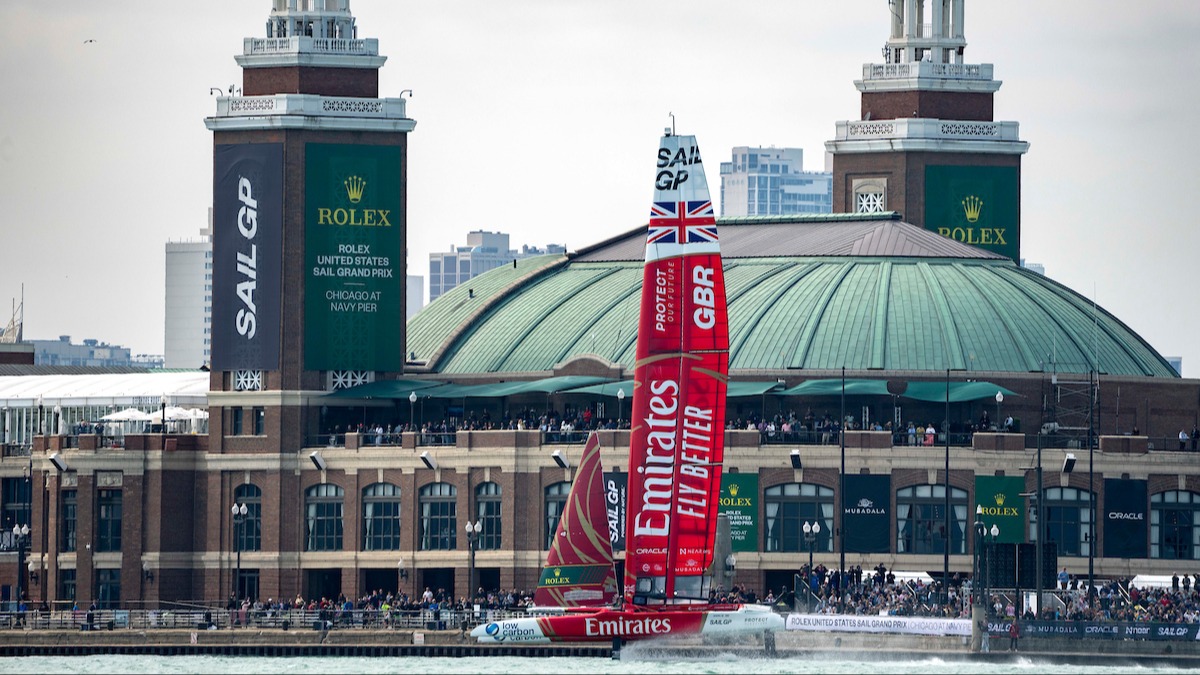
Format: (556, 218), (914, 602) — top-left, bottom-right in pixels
(533, 431), (618, 608)
(624, 131), (730, 606)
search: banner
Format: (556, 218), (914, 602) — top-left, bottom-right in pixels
(987, 619), (1200, 641)
(211, 143), (283, 371)
(924, 165), (1020, 262)
(603, 471), (627, 552)
(843, 474), (890, 553)
(786, 614), (970, 636)
(1104, 478), (1148, 558)
(975, 475), (1026, 544)
(720, 473), (758, 553)
(304, 143), (404, 371)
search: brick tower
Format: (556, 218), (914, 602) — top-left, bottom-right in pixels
(203, 0), (414, 600)
(827, 0), (1028, 262)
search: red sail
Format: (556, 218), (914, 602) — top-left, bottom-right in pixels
(624, 132), (729, 606)
(534, 431), (618, 607)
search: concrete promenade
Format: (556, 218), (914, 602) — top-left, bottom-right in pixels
(1, 626), (1200, 668)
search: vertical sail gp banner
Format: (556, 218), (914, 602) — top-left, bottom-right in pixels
(304, 144), (403, 371)
(924, 165), (1020, 262)
(624, 133), (729, 600)
(843, 475), (890, 553)
(1104, 478), (1147, 558)
(212, 144), (282, 371)
(603, 471), (627, 552)
(975, 476), (1026, 544)
(720, 473), (758, 553)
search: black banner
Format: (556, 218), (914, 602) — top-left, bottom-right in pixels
(1017, 541), (1059, 589)
(843, 475), (890, 553)
(988, 542), (1016, 588)
(1104, 478), (1148, 558)
(987, 619), (1200, 641)
(603, 471), (626, 552)
(212, 144), (283, 371)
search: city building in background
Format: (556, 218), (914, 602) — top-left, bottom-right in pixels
(28, 336), (150, 369)
(428, 230), (564, 302)
(719, 146), (832, 216)
(164, 225), (213, 370)
(406, 275), (424, 321)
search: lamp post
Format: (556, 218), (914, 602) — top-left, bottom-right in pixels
(409, 391), (417, 431)
(983, 523), (1000, 616)
(36, 395), (43, 437)
(53, 404), (61, 437)
(803, 520), (820, 573)
(837, 366), (846, 613)
(159, 394), (168, 440)
(12, 523), (29, 614)
(617, 388), (626, 428)
(971, 505), (985, 651)
(464, 520), (482, 603)
(995, 392), (1003, 431)
(231, 503), (248, 601)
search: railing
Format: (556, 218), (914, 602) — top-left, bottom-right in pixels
(540, 430), (589, 445)
(0, 606), (549, 632)
(1, 443), (30, 458)
(417, 432), (456, 447)
(758, 430), (975, 447)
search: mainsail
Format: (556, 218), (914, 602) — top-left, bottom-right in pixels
(624, 131), (730, 606)
(0, 297), (22, 344)
(533, 431), (618, 607)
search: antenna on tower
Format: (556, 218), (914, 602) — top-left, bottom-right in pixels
(666, 112), (676, 137)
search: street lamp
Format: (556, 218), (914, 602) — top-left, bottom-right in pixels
(409, 391), (417, 431)
(231, 503), (248, 601)
(36, 395), (43, 436)
(12, 523), (29, 615)
(617, 388), (626, 428)
(995, 391), (1003, 431)
(803, 521), (821, 574)
(983, 523), (1000, 616)
(838, 366), (846, 613)
(53, 404), (61, 436)
(464, 519), (482, 602)
(160, 394), (168, 439)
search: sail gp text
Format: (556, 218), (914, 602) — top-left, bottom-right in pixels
(654, 263), (717, 333)
(634, 378), (716, 537)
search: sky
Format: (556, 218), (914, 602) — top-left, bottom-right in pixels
(0, 0), (1197, 377)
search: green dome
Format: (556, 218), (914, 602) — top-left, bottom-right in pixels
(406, 214), (1176, 379)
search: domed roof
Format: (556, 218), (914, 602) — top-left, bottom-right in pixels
(405, 214), (1177, 379)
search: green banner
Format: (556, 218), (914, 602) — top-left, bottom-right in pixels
(720, 473), (759, 553)
(924, 165), (1020, 262)
(975, 475), (1026, 544)
(304, 144), (404, 371)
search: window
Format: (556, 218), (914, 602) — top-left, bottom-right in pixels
(363, 483), (402, 551)
(95, 569), (120, 609)
(1151, 491), (1200, 560)
(475, 482), (502, 550)
(59, 569), (76, 604)
(856, 192), (885, 213)
(1036, 487), (1093, 558)
(234, 484), (262, 552)
(764, 483), (834, 553)
(253, 407), (265, 435)
(231, 408), (243, 435)
(896, 484), (967, 555)
(1, 477), (30, 531)
(61, 489), (77, 553)
(97, 490), (122, 552)
(545, 482), (570, 550)
(305, 484), (344, 551)
(419, 483), (457, 551)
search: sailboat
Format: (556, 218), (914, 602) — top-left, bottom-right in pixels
(470, 129), (784, 645)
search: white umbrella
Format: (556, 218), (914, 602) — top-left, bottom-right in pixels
(149, 406), (194, 423)
(102, 408), (153, 422)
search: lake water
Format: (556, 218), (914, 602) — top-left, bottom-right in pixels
(1, 650), (1194, 674)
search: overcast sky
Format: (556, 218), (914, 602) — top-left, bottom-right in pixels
(0, 1), (1197, 377)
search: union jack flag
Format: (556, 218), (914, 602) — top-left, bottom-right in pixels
(647, 200), (718, 245)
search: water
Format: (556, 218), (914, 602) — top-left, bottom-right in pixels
(1, 652), (1194, 674)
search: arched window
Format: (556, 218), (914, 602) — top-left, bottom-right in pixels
(1151, 491), (1200, 560)
(305, 484), (344, 551)
(545, 482), (570, 550)
(419, 482), (457, 551)
(764, 483), (834, 553)
(475, 482), (502, 551)
(1034, 487), (1093, 558)
(234, 483), (262, 552)
(897, 484), (967, 555)
(362, 483), (402, 551)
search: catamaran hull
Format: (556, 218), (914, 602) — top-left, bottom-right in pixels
(470, 605), (783, 644)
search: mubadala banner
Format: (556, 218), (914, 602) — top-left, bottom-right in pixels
(786, 614), (970, 636)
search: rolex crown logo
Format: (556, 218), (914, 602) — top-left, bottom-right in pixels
(553, 567), (561, 577)
(344, 176), (367, 204)
(729, 483), (739, 497)
(994, 493), (1006, 506)
(962, 195), (983, 223)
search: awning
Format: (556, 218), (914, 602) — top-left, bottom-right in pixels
(777, 379), (893, 397)
(900, 381), (1020, 403)
(417, 376), (613, 399)
(326, 379), (447, 399)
